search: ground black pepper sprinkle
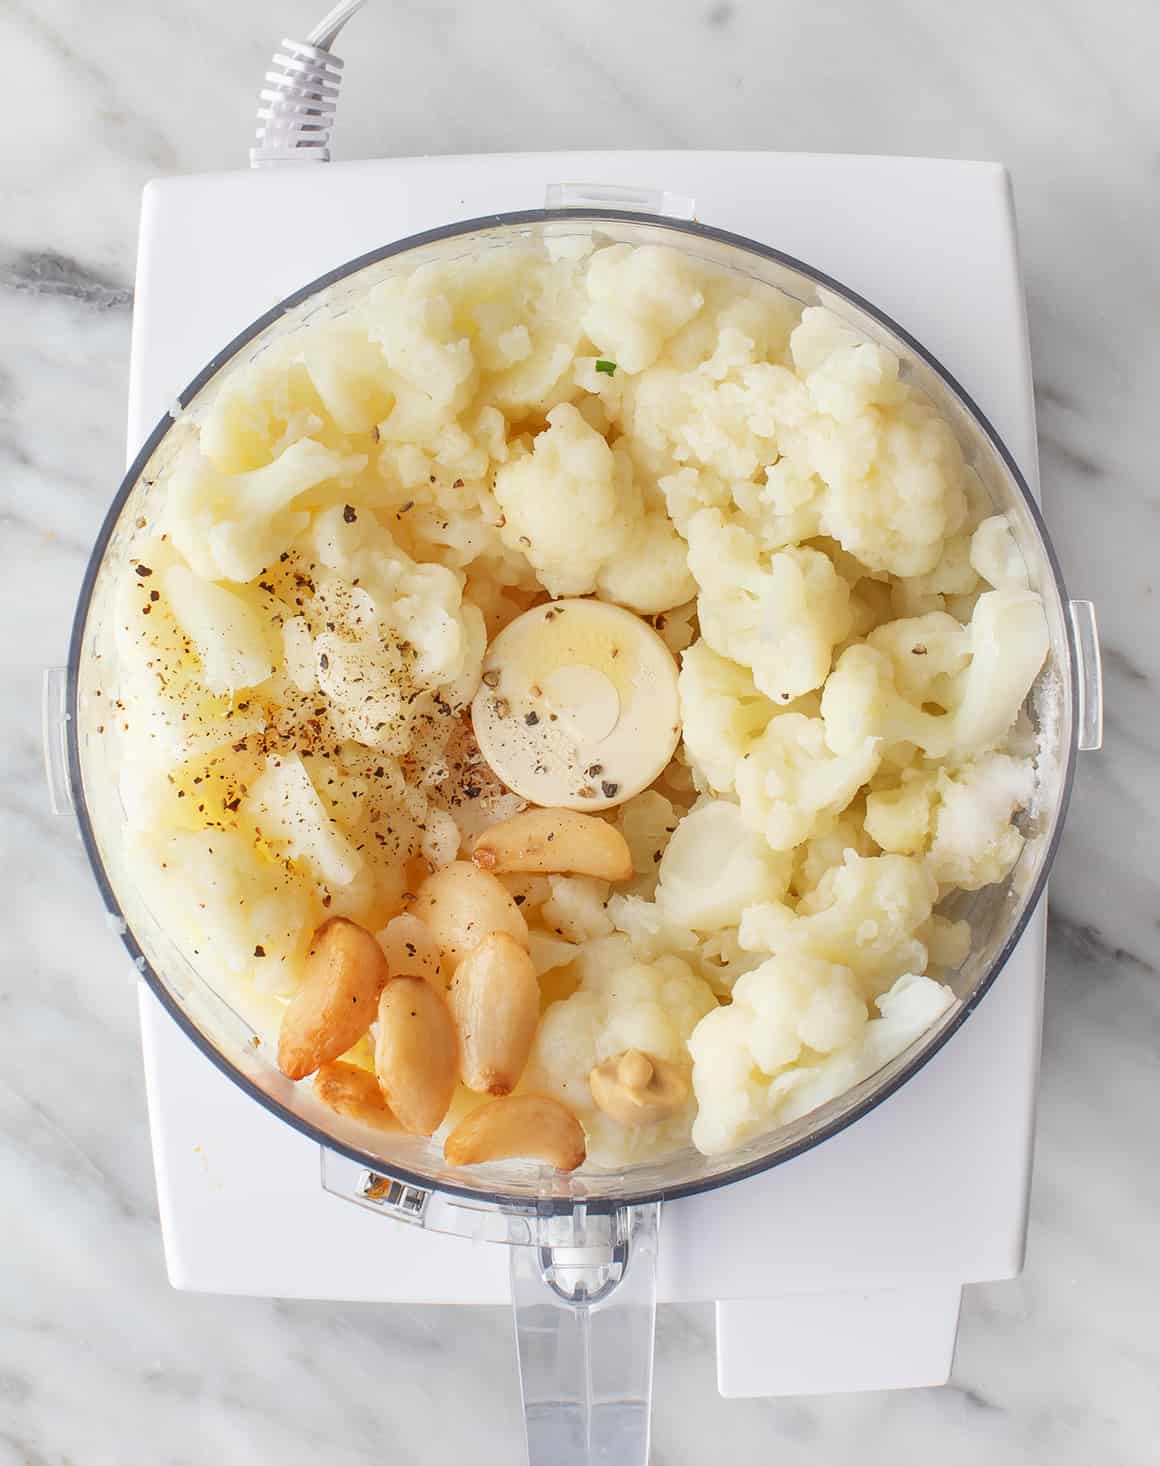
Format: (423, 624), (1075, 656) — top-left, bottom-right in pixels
(343, 505), (357, 523)
(601, 781), (619, 798)
(524, 711), (540, 726)
(135, 564), (153, 577)
(254, 945), (266, 957)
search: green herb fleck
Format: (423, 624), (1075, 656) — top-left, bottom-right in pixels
(595, 359), (617, 376)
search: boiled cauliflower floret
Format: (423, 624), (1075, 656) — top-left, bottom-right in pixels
(583, 244), (707, 374)
(655, 799), (793, 931)
(686, 510), (852, 702)
(690, 968), (955, 1153)
(128, 827), (318, 994)
(526, 934), (717, 1163)
(791, 806), (877, 899)
(740, 852), (937, 995)
(970, 514), (1029, 590)
(789, 307), (903, 420)
(361, 270), (478, 442)
(160, 565), (276, 696)
(890, 536), (978, 618)
(864, 770), (940, 855)
(678, 640), (777, 794)
(166, 438), (365, 583)
(243, 754), (362, 888)
(928, 754), (1035, 889)
(596, 509), (696, 614)
(822, 589), (1049, 761)
(540, 876), (614, 944)
(492, 404), (634, 596)
(735, 713), (880, 851)
(688, 954), (868, 1154)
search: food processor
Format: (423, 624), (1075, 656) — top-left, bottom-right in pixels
(46, 124), (1104, 1466)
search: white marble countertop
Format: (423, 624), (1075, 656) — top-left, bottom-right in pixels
(2, 1), (1156, 1462)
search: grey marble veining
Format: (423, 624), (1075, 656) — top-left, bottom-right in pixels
(2, 1), (1157, 1462)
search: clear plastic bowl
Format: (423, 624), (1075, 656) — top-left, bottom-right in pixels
(64, 209), (1101, 1464)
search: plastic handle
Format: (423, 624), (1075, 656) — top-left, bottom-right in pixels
(545, 182), (696, 221)
(1067, 600), (1103, 751)
(511, 1202), (660, 1466)
(42, 667), (75, 814)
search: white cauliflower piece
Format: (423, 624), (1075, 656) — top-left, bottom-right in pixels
(160, 565), (276, 696)
(540, 876), (615, 944)
(127, 828), (317, 993)
(493, 404), (636, 597)
(921, 914), (972, 970)
(927, 754), (1035, 889)
(526, 934), (717, 1163)
(791, 807), (877, 899)
(607, 892), (699, 965)
(243, 754), (362, 888)
(789, 307), (903, 420)
(583, 244), (707, 374)
(772, 973), (956, 1128)
(864, 770), (940, 855)
(166, 438), (365, 583)
(822, 589), (1049, 761)
(299, 321), (395, 434)
(362, 271), (478, 442)
(740, 852), (937, 995)
(735, 713), (880, 851)
(690, 965), (955, 1154)
(656, 799), (793, 931)
(970, 514), (1029, 590)
(678, 640), (778, 795)
(596, 510), (696, 614)
(686, 510), (853, 702)
(688, 954), (869, 1154)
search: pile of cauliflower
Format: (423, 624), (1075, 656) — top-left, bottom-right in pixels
(109, 236), (1048, 1164)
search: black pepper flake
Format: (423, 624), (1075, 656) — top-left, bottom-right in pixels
(149, 589), (159, 602)
(343, 504), (357, 523)
(912, 644), (928, 655)
(653, 849), (663, 863)
(141, 604), (152, 615)
(513, 894), (526, 906)
(452, 478), (464, 489)
(254, 945), (266, 957)
(134, 564), (153, 577)
(524, 711), (540, 726)
(225, 797), (241, 812)
(463, 784), (481, 799)
(319, 653), (329, 670)
(601, 781), (619, 799)
(586, 763), (603, 777)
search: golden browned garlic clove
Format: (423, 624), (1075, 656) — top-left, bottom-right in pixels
(588, 1049), (690, 1126)
(471, 808), (633, 882)
(374, 977), (459, 1136)
(313, 1061), (400, 1132)
(376, 911), (447, 990)
(443, 1093), (586, 1171)
(410, 860), (530, 967)
(449, 932), (540, 1095)
(277, 917), (390, 1081)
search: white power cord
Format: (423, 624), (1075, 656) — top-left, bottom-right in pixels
(250, 0), (367, 167)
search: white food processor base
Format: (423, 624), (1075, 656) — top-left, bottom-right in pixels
(131, 150), (1047, 1399)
